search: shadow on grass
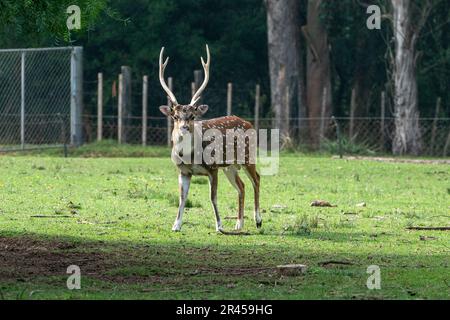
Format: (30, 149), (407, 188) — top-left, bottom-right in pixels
(258, 228), (397, 243)
(0, 230), (448, 299)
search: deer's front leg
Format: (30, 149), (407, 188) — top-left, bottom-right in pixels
(208, 170), (223, 232)
(173, 173), (191, 231)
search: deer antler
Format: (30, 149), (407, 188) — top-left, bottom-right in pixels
(159, 47), (178, 106)
(190, 44), (210, 106)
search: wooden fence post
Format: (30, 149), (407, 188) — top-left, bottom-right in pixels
(167, 77), (173, 146)
(194, 70), (202, 88)
(254, 84), (260, 132)
(191, 82), (196, 99)
(97, 72), (103, 142)
(142, 75), (148, 146)
(120, 66), (132, 143)
(444, 130), (450, 157)
(117, 73), (123, 144)
(70, 47), (83, 146)
(349, 88), (356, 141)
(227, 82), (233, 116)
(431, 97), (441, 154)
(194, 70), (202, 104)
(380, 91), (386, 150)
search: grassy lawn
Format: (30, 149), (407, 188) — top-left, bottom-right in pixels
(0, 144), (448, 299)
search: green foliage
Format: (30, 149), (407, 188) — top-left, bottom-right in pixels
(322, 137), (376, 156)
(416, 0), (450, 116)
(320, 0), (449, 118)
(320, 0), (389, 116)
(0, 0), (112, 46)
(79, 0), (268, 118)
(283, 214), (320, 235)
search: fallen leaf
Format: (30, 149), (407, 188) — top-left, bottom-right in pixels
(310, 200), (337, 207)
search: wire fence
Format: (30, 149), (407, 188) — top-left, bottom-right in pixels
(82, 113), (450, 156)
(0, 47), (83, 152)
(1, 48), (449, 157)
(83, 73), (450, 157)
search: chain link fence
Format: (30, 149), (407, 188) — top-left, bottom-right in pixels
(82, 74), (449, 157)
(82, 81), (268, 146)
(81, 112), (450, 156)
(0, 47), (83, 152)
(2, 50), (448, 157)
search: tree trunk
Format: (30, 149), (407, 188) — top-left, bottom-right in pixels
(266, 0), (303, 144)
(391, 0), (423, 155)
(297, 26), (307, 142)
(304, 0), (332, 147)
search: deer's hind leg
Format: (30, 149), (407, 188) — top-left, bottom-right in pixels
(223, 166), (245, 230)
(244, 164), (261, 228)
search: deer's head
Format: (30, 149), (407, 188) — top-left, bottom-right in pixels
(159, 45), (210, 137)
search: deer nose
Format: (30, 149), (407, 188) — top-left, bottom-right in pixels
(181, 124), (189, 131)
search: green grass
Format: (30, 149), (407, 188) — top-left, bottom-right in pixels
(6, 140), (171, 158)
(0, 146), (448, 299)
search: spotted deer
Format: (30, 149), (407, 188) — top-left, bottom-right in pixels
(158, 45), (261, 233)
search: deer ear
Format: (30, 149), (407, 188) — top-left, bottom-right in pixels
(195, 104), (208, 116)
(159, 105), (172, 117)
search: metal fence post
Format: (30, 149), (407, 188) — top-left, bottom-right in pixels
(142, 75), (148, 146)
(118, 73), (123, 144)
(97, 72), (103, 142)
(70, 46), (83, 146)
(20, 51), (25, 149)
(227, 82), (233, 116)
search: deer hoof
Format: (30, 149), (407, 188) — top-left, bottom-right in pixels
(256, 221), (262, 228)
(172, 221), (182, 232)
(235, 219), (244, 230)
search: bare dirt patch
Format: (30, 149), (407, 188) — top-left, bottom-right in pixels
(0, 236), (258, 286)
(0, 236), (120, 282)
